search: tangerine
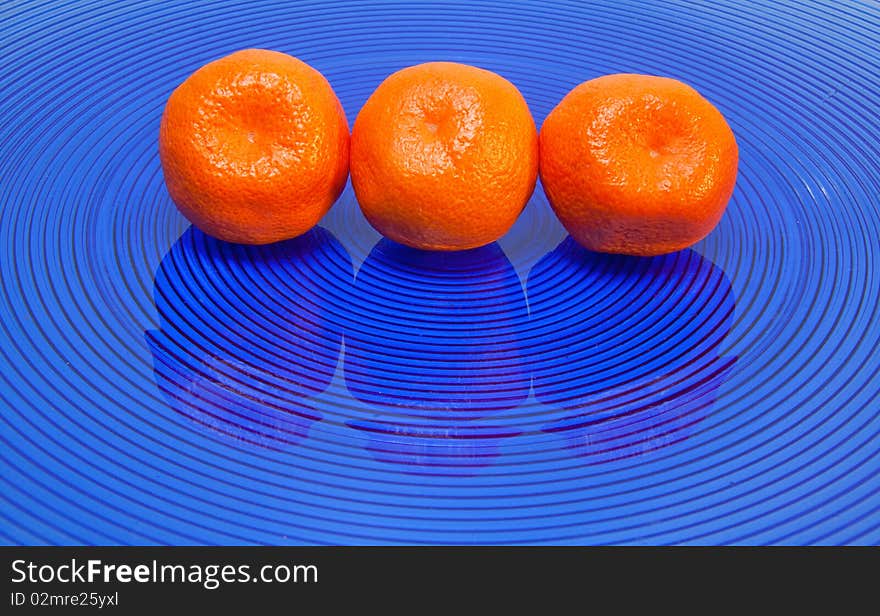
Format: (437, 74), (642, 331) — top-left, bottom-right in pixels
(539, 74), (738, 256)
(159, 49), (350, 245)
(350, 62), (538, 251)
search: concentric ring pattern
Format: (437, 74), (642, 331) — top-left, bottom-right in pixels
(1, 0), (878, 545)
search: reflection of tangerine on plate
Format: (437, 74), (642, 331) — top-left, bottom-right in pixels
(539, 74), (738, 256)
(145, 345), (321, 449)
(350, 62), (539, 251)
(343, 239), (530, 419)
(343, 240), (529, 472)
(542, 361), (735, 465)
(347, 420), (520, 476)
(159, 49), (350, 245)
(528, 237), (738, 463)
(145, 226), (353, 448)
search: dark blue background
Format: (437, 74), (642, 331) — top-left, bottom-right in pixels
(1, 0), (878, 544)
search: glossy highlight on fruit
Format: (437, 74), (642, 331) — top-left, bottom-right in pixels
(350, 62), (539, 251)
(159, 49), (350, 245)
(539, 74), (738, 256)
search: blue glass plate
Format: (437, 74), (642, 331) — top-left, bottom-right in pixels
(1, 0), (878, 545)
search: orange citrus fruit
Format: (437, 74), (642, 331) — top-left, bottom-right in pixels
(350, 62), (539, 251)
(159, 49), (350, 245)
(539, 74), (738, 256)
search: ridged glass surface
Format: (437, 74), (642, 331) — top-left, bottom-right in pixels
(1, 0), (878, 544)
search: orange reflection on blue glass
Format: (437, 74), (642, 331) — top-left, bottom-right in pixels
(528, 237), (737, 464)
(146, 226), (352, 449)
(344, 239), (529, 473)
